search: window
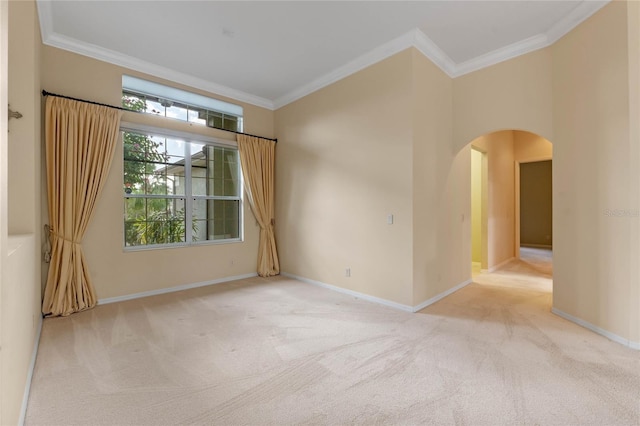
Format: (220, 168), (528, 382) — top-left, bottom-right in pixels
(122, 75), (243, 132)
(123, 129), (242, 248)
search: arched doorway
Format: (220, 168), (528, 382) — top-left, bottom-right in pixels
(467, 130), (553, 278)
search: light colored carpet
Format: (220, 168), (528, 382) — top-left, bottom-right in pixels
(25, 256), (639, 425)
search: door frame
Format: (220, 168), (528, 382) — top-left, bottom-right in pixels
(514, 156), (552, 259)
(471, 147), (488, 270)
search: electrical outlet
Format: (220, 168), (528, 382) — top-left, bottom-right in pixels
(345, 268), (351, 277)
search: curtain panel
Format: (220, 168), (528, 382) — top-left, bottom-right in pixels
(237, 135), (280, 277)
(43, 96), (122, 316)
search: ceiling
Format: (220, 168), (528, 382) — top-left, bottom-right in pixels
(37, 1), (609, 110)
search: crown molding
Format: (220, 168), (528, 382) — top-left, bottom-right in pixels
(545, 0), (609, 44)
(450, 0), (610, 77)
(43, 33), (275, 110)
(36, 2), (274, 110)
(452, 33), (549, 77)
(411, 29), (457, 77)
(273, 30), (419, 109)
(275, 0), (612, 102)
(37, 0), (612, 110)
(274, 28), (458, 109)
(35, 0), (53, 40)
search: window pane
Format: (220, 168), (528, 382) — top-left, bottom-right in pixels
(123, 128), (242, 248)
(166, 104), (188, 121)
(165, 139), (184, 157)
(192, 145), (231, 197)
(190, 145), (240, 197)
(167, 164), (186, 196)
(121, 84), (243, 130)
(192, 199), (239, 241)
(188, 107), (207, 125)
(222, 115), (239, 131)
(122, 93), (145, 111)
(207, 111), (223, 129)
(145, 98), (164, 116)
(123, 131), (157, 192)
(124, 197), (186, 246)
(223, 149), (240, 196)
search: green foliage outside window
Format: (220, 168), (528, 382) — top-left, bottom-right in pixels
(132, 209), (188, 245)
(122, 95), (168, 189)
(122, 95), (193, 246)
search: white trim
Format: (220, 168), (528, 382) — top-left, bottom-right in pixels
(282, 272), (473, 314)
(281, 272), (414, 312)
(412, 279), (473, 313)
(487, 257), (515, 273)
(120, 122), (237, 147)
(98, 273), (258, 305)
(272, 30), (419, 109)
(36, 0), (611, 109)
(551, 307), (640, 350)
(412, 29), (457, 77)
(19, 314), (43, 426)
(35, 0), (53, 41)
(452, 34), (549, 77)
(36, 22), (274, 110)
(545, 1), (610, 45)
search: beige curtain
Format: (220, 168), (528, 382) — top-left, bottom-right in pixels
(43, 96), (122, 316)
(237, 135), (280, 277)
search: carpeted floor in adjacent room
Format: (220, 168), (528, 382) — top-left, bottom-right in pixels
(25, 249), (639, 425)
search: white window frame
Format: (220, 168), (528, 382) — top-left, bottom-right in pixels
(122, 122), (244, 251)
(122, 75), (244, 131)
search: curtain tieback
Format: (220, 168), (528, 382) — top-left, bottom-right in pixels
(50, 230), (80, 244)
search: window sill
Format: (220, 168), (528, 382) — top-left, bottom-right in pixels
(123, 238), (243, 253)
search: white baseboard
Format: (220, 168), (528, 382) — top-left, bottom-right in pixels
(412, 279), (473, 312)
(551, 307), (640, 350)
(19, 314), (43, 426)
(281, 272), (415, 312)
(487, 257), (515, 273)
(281, 272), (472, 314)
(98, 273), (259, 305)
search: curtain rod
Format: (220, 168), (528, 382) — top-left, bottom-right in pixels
(41, 90), (278, 143)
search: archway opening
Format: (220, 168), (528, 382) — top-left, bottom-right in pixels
(467, 130), (553, 280)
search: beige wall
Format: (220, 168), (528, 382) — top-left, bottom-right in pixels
(453, 48), (553, 153)
(275, 50), (415, 305)
(41, 46), (275, 300)
(412, 50), (469, 305)
(513, 131), (552, 162)
(628, 0), (640, 345)
(2, 1), (42, 424)
(471, 131), (515, 269)
(552, 0), (638, 343)
(273, 48), (471, 308)
(520, 160), (552, 247)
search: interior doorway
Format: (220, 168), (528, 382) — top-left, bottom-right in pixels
(468, 130), (552, 277)
(470, 147), (487, 275)
(516, 160), (552, 253)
